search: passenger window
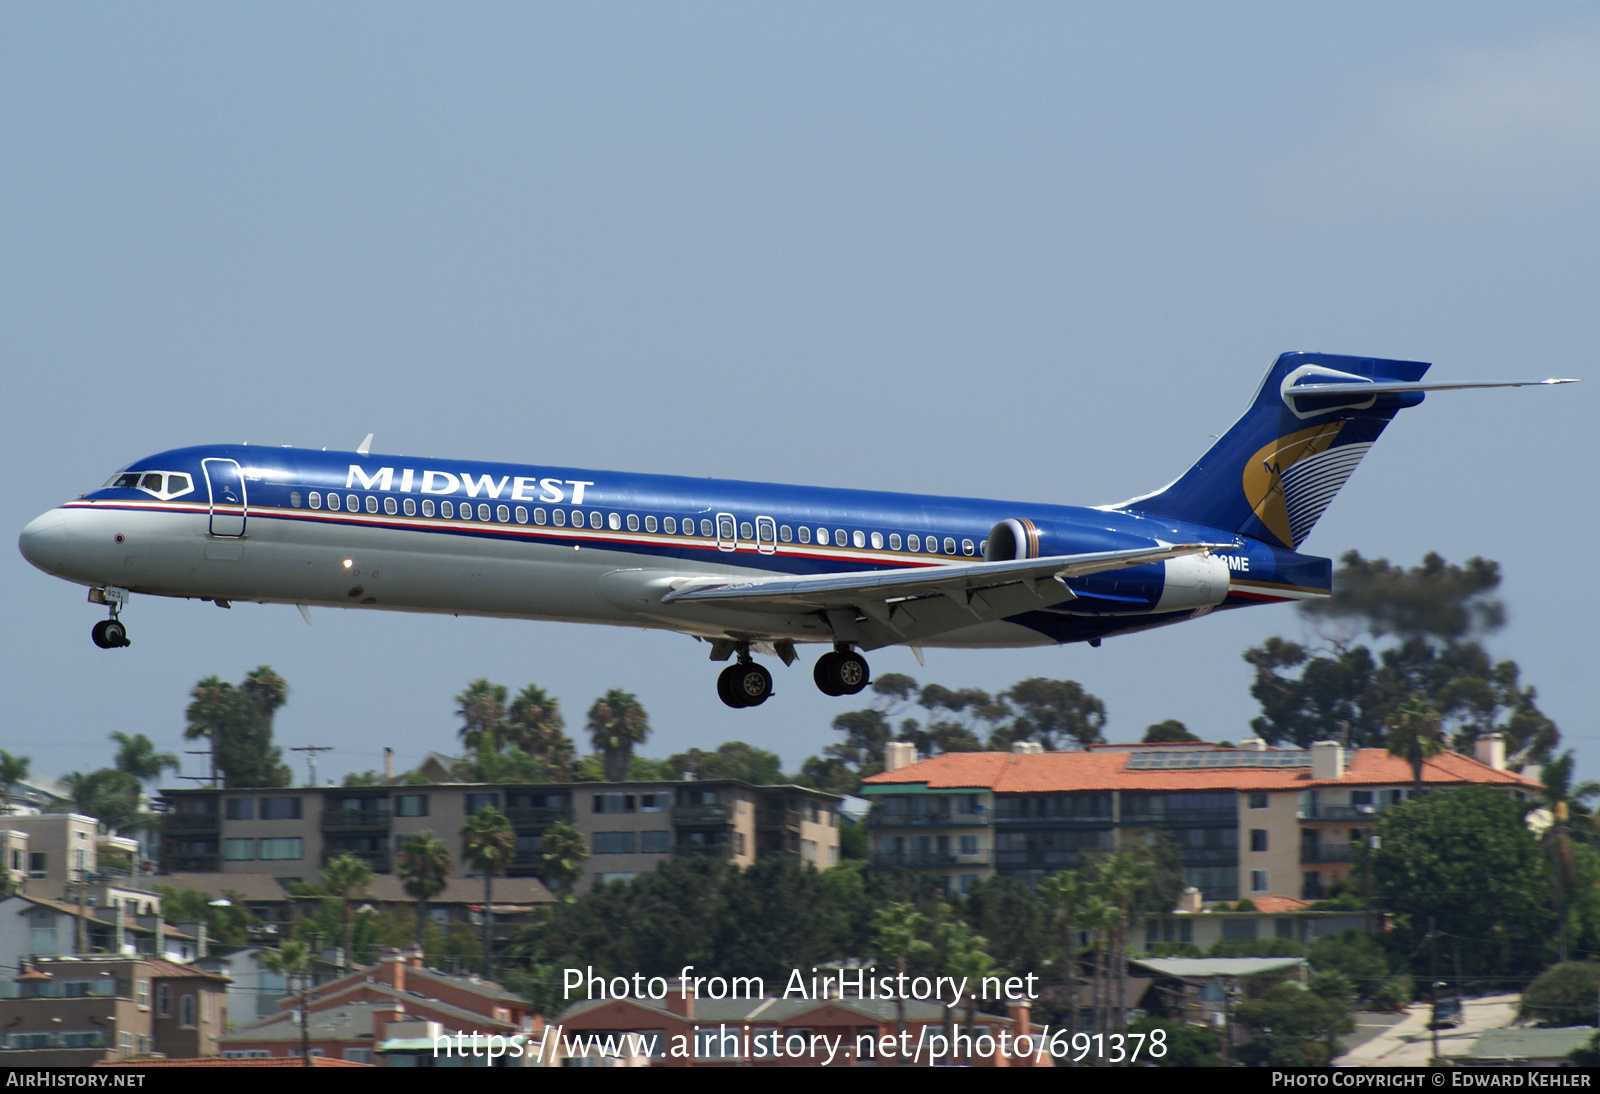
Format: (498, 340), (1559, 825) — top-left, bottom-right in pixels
(327, 494), (341, 511)
(739, 521), (753, 540)
(496, 504), (509, 522)
(384, 497), (397, 515)
(167, 474), (191, 494)
(364, 496), (378, 514)
(644, 515), (657, 533)
(799, 526), (811, 544)
(699, 519), (713, 536)
(422, 499), (435, 517)
(836, 529), (847, 547)
(289, 491), (302, 508)
(474, 503), (487, 521)
(552, 509), (565, 526)
(404, 498), (416, 517)
(908, 534), (920, 551)
(663, 516), (675, 534)
(962, 539), (975, 555)
(308, 492), (321, 509)
(441, 501), (454, 518)
(589, 511), (602, 529)
(140, 473), (164, 492)
(814, 528), (827, 545)
(627, 514), (639, 531)
(346, 495), (359, 512)
(780, 525), (792, 542)
(609, 513), (622, 531)
(889, 533), (901, 550)
(534, 508), (547, 525)
(944, 537), (956, 555)
(851, 530), (864, 548)
(463, 505), (476, 520)
(515, 506), (527, 524)
(870, 532), (883, 549)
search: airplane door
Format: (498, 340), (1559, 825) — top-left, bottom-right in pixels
(755, 516), (777, 555)
(202, 458), (248, 537)
(715, 513), (737, 552)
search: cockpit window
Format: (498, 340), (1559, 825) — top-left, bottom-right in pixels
(141, 473), (164, 492)
(167, 473), (190, 494)
(110, 472), (142, 489)
(105, 469), (195, 501)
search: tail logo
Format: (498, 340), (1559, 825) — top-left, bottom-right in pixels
(1241, 423), (1373, 548)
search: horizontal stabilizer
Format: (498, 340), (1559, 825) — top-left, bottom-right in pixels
(1285, 378), (1578, 396)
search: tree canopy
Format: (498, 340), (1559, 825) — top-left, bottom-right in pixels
(184, 666), (292, 788)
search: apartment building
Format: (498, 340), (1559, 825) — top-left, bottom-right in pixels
(159, 779), (842, 892)
(0, 813), (149, 909)
(862, 735), (1538, 901)
(0, 955), (228, 1064)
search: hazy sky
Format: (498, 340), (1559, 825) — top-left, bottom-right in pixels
(3, 4), (1596, 791)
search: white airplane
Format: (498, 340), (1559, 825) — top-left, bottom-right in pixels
(18, 352), (1574, 707)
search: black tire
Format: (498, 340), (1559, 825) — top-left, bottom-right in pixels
(734, 662), (772, 707)
(104, 620), (128, 648)
(814, 652), (844, 696)
(834, 651), (869, 695)
(91, 620), (112, 649)
(717, 664), (750, 708)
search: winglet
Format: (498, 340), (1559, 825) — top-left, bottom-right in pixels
(356, 434), (374, 456)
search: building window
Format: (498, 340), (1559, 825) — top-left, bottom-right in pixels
(395, 794), (428, 818)
(344, 1048), (372, 1063)
(592, 793), (635, 814)
(592, 832), (636, 855)
(1350, 790), (1374, 807)
(1248, 793), (1269, 810)
(641, 831), (671, 854)
(157, 984), (170, 1016)
(959, 835), (979, 856)
(1250, 830), (1268, 852)
(225, 797), (254, 820)
(29, 852), (46, 877)
(639, 793), (666, 813)
(465, 792), (500, 815)
(224, 839), (255, 861)
(1276, 917), (1295, 940)
(179, 994), (196, 1028)
(258, 797), (302, 820)
(258, 838), (303, 861)
(800, 839), (817, 862)
(735, 832), (747, 855)
(1251, 870), (1268, 892)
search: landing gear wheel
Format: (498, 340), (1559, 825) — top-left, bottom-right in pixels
(814, 653), (844, 696)
(92, 620), (129, 649)
(718, 663), (772, 708)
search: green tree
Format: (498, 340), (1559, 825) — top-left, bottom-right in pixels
(998, 678), (1107, 750)
(1235, 979), (1356, 1066)
(396, 831), (452, 950)
(0, 751), (29, 814)
(157, 886), (257, 951)
(58, 768), (143, 833)
(184, 667), (292, 788)
(586, 690), (651, 782)
(665, 741), (785, 785)
(939, 920), (1000, 1061)
(508, 683), (577, 780)
(1521, 962), (1600, 1027)
(462, 806), (516, 977)
(111, 732), (178, 786)
(320, 853), (375, 973)
(1538, 750), (1600, 962)
(456, 679), (509, 754)
(1039, 871), (1092, 1042)
(1142, 719), (1200, 744)
(872, 902), (933, 1043)
(1386, 696), (1445, 795)
(1094, 851), (1151, 1030)
(537, 820), (588, 898)
(1372, 785), (1555, 980)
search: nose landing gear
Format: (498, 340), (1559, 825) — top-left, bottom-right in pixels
(88, 587), (131, 649)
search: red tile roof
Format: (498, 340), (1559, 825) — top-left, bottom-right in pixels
(862, 747), (1540, 794)
(1248, 896), (1311, 914)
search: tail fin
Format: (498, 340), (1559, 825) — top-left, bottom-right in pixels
(1116, 352), (1430, 550)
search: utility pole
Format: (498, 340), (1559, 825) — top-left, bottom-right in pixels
(1365, 834), (1380, 935)
(291, 746), (333, 788)
(1429, 916), (1439, 1064)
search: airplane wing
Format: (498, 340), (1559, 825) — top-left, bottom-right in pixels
(662, 542), (1235, 649)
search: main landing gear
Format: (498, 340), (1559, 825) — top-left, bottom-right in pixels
(718, 660), (774, 709)
(814, 647), (869, 697)
(89, 587), (131, 649)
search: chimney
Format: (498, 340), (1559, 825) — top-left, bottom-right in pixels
(404, 945), (424, 969)
(883, 742), (917, 773)
(384, 747), (394, 780)
(154, 911), (165, 960)
(1311, 741), (1344, 781)
(373, 1000), (406, 1043)
(1474, 733), (1506, 771)
(114, 903), (126, 955)
(377, 947), (405, 993)
(196, 923), (208, 960)
(1239, 737), (1267, 752)
(1176, 887), (1203, 914)
(664, 989), (694, 1020)
(1010, 741), (1043, 756)
(1008, 1000), (1031, 1041)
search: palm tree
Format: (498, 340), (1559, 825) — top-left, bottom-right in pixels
(111, 732), (179, 786)
(320, 853), (375, 973)
(508, 684), (577, 780)
(1095, 852), (1150, 1031)
(1386, 695), (1444, 795)
(0, 751), (30, 815)
(1538, 749), (1600, 963)
(262, 939), (313, 1066)
(456, 679), (509, 754)
(871, 901), (933, 1046)
(461, 806), (515, 978)
(1077, 895), (1118, 1034)
(537, 821), (589, 899)
(586, 689), (651, 782)
(1039, 870), (1091, 1044)
(939, 921), (999, 1064)
(396, 831), (452, 952)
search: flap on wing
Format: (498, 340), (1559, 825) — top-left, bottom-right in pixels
(661, 542), (1236, 614)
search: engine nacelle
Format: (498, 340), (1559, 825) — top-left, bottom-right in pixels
(985, 518), (1040, 561)
(1154, 553), (1231, 612)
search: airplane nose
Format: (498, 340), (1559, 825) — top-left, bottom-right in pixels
(18, 509), (67, 575)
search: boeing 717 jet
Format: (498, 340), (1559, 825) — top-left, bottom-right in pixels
(18, 352), (1573, 707)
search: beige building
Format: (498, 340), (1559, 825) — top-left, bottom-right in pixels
(159, 779), (842, 892)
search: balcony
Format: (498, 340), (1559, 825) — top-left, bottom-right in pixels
(1119, 810), (1238, 827)
(322, 847), (391, 872)
(1300, 844), (1354, 864)
(869, 810), (991, 829)
(676, 843), (732, 859)
(163, 813), (219, 832)
(759, 808), (805, 830)
(1176, 848), (1239, 868)
(673, 804), (731, 826)
(320, 809), (391, 833)
(993, 815), (1107, 830)
(994, 849), (1085, 870)
(163, 853), (220, 873)
(1298, 803), (1383, 822)
(506, 805), (572, 828)
(85, 867), (160, 894)
(870, 851), (991, 869)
